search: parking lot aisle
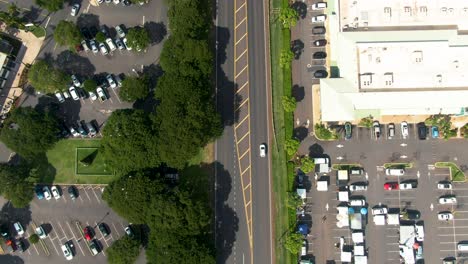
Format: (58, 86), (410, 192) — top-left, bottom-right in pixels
(110, 88), (122, 103)
(111, 223), (121, 237)
(66, 221), (80, 241)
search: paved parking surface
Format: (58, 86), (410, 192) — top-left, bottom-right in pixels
(1, 185), (128, 264)
(302, 120), (468, 263)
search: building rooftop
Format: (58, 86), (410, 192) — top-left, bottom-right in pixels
(340, 0), (468, 30)
(357, 41), (468, 89)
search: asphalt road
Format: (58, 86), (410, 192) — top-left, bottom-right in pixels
(215, 0), (273, 263)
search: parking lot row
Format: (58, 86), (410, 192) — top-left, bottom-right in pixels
(35, 185), (106, 205)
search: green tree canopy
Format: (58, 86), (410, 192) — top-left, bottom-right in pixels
(285, 138), (300, 156)
(278, 6), (299, 29)
(95, 32), (106, 43)
(0, 163), (36, 208)
(83, 79), (97, 93)
(29, 234), (39, 244)
(54, 20), (82, 48)
(0, 107), (60, 158)
(28, 60), (70, 93)
(119, 76), (150, 102)
(155, 73), (222, 169)
(0, 4), (24, 30)
(100, 109), (160, 173)
(300, 156), (315, 173)
(167, 0), (211, 39)
(281, 95), (296, 113)
(126, 27), (150, 51)
(36, 0), (64, 12)
(284, 232), (303, 254)
(146, 232), (215, 264)
(160, 36), (213, 78)
(106, 236), (141, 264)
(287, 192), (303, 210)
(279, 49), (294, 68)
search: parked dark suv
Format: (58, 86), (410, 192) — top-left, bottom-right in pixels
(313, 51), (327, 59)
(313, 70), (328, 78)
(312, 26), (326, 35)
(417, 123), (427, 140)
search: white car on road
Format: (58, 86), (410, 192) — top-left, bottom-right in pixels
(439, 196), (457, 204)
(51, 186), (61, 200)
(438, 212), (454, 221)
(70, 3), (80, 16)
(349, 183), (368, 192)
(14, 222), (24, 236)
(69, 86), (79, 101)
(61, 244), (73, 260)
(259, 144), (267, 158)
(311, 2), (327, 10)
(400, 183), (413, 190)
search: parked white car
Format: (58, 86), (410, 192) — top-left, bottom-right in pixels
(89, 91), (97, 101)
(51, 186), (61, 200)
(439, 196), (457, 204)
(14, 222), (24, 236)
(105, 38), (117, 51)
(99, 43), (109, 55)
(311, 14), (327, 23)
(401, 121), (409, 138)
(311, 2), (327, 10)
(71, 75), (81, 87)
(372, 207), (388, 215)
(400, 183), (413, 190)
(106, 74), (117, 88)
(438, 181), (452, 190)
(69, 87), (79, 101)
(55, 92), (65, 103)
(42, 186), (52, 200)
(349, 199), (366, 206)
(35, 226), (47, 239)
(70, 3), (80, 16)
(61, 244), (73, 260)
(438, 212), (454, 221)
(385, 168), (405, 176)
(349, 183), (368, 191)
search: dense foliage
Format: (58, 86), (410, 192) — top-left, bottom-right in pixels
(106, 236), (141, 264)
(103, 170), (214, 263)
(83, 79), (97, 93)
(54, 20), (82, 48)
(0, 163), (37, 208)
(28, 60), (70, 93)
(0, 107), (60, 158)
(119, 76), (149, 102)
(126, 27), (150, 51)
(36, 0), (64, 12)
(0, 4), (25, 30)
(100, 109), (160, 173)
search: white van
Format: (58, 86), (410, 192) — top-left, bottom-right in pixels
(458, 242), (468, 251)
(301, 240), (307, 256)
(105, 38), (117, 51)
(385, 168), (405, 176)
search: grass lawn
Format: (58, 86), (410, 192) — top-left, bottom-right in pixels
(76, 148), (113, 175)
(435, 162), (466, 182)
(29, 26), (46, 38)
(270, 0), (295, 262)
(46, 139), (118, 184)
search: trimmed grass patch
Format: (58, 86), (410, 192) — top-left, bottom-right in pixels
(29, 26), (46, 38)
(332, 164), (362, 171)
(76, 148), (113, 175)
(383, 163), (413, 169)
(46, 139), (118, 184)
(435, 162), (466, 182)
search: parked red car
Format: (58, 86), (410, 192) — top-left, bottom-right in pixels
(83, 226), (93, 241)
(384, 182), (399, 190)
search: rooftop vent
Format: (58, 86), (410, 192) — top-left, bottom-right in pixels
(412, 51), (423, 63)
(384, 73), (393, 86)
(360, 73), (372, 87)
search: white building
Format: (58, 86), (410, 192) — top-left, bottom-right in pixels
(319, 1), (468, 122)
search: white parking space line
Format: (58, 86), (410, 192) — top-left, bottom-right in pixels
(33, 243), (39, 255)
(84, 189), (92, 201)
(92, 188), (101, 204)
(66, 221), (78, 240)
(75, 239), (86, 256)
(111, 223), (121, 237)
(49, 238), (60, 255)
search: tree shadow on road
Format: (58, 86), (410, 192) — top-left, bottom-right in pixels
(55, 50), (96, 77)
(213, 162), (239, 264)
(0, 255), (24, 264)
(291, 1), (308, 19)
(293, 126), (309, 142)
(144, 22), (167, 45)
(22, 6), (43, 24)
(308, 143), (324, 158)
(292, 84), (305, 102)
(215, 26), (240, 127)
(0, 202), (32, 235)
(76, 14), (100, 29)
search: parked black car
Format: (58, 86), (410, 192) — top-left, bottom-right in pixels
(98, 223), (110, 237)
(417, 123), (427, 140)
(68, 186), (77, 200)
(314, 70), (328, 78)
(313, 39), (327, 47)
(312, 26), (326, 35)
(313, 51), (327, 59)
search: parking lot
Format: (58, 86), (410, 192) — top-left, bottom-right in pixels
(299, 119), (468, 263)
(0, 185), (128, 263)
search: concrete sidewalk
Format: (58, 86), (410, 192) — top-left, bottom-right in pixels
(0, 30), (44, 115)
